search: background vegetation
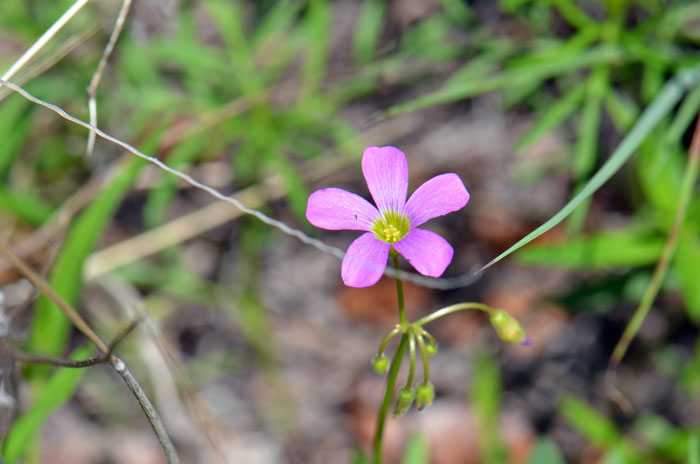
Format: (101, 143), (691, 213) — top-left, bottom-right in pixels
(1, 0), (700, 462)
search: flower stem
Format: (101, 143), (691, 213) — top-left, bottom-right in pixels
(392, 254), (407, 326)
(416, 334), (430, 384)
(377, 327), (401, 356)
(405, 330), (416, 388)
(373, 333), (408, 464)
(414, 302), (494, 327)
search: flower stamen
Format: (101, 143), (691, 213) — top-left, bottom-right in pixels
(371, 210), (410, 244)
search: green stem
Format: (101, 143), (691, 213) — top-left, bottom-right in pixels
(392, 254), (407, 325)
(416, 334), (430, 384)
(610, 114), (700, 369)
(377, 327), (401, 356)
(414, 302), (494, 327)
(406, 330), (416, 387)
(373, 333), (408, 464)
(416, 327), (437, 348)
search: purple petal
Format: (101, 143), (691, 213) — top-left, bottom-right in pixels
(362, 146), (408, 214)
(521, 336), (532, 346)
(403, 173), (469, 227)
(307, 188), (380, 231)
(392, 229), (454, 278)
(341, 233), (391, 287)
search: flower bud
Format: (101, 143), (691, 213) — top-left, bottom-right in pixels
(425, 343), (438, 355)
(415, 382), (435, 410)
(489, 309), (529, 345)
(393, 386), (416, 416)
(372, 354), (390, 374)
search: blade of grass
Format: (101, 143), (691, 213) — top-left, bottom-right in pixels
(0, 187), (54, 226)
(515, 227), (665, 269)
(568, 65), (609, 233)
(526, 439), (565, 464)
(607, 113), (700, 410)
(29, 156), (146, 359)
(2, 344), (92, 463)
(353, 0), (386, 64)
(401, 434), (429, 464)
(479, 64), (700, 272)
(471, 351), (507, 463)
(515, 80), (586, 152)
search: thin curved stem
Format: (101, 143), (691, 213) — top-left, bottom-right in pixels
(415, 334), (430, 385)
(414, 302), (494, 327)
(405, 330), (416, 388)
(377, 327), (401, 356)
(373, 333), (408, 464)
(606, 112), (700, 412)
(416, 327), (437, 348)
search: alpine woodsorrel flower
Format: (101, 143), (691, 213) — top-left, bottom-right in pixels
(306, 146), (470, 287)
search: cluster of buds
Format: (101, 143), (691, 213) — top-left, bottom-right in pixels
(372, 305), (529, 415)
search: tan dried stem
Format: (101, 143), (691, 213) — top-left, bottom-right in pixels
(86, 0), (133, 155)
(605, 112), (700, 413)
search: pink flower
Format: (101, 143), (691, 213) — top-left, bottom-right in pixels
(306, 146), (470, 287)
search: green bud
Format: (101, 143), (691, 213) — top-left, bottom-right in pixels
(425, 343), (438, 355)
(489, 309), (527, 344)
(415, 382), (435, 410)
(372, 354), (390, 374)
(393, 386), (416, 417)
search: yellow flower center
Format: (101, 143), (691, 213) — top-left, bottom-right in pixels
(371, 210), (410, 244)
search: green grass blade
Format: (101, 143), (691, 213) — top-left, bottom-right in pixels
(471, 351), (507, 463)
(0, 95), (32, 179)
(667, 83), (700, 147)
(2, 344), (92, 463)
(674, 231), (700, 321)
(568, 66), (608, 233)
(516, 80), (586, 152)
(386, 44), (620, 117)
(526, 439), (565, 464)
(604, 89), (639, 132)
(29, 158), (145, 358)
(353, 0), (386, 64)
(0, 187), (54, 225)
(480, 64), (700, 271)
(515, 228), (665, 269)
(690, 434), (700, 464)
(559, 395), (621, 446)
(401, 433), (429, 464)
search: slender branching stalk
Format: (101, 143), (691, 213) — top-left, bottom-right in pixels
(0, 241), (180, 463)
(606, 113), (700, 413)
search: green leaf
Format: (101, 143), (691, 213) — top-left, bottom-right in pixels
(666, 82), (700, 148)
(300, 0), (330, 98)
(29, 157), (145, 358)
(633, 414), (689, 462)
(2, 344), (92, 463)
(690, 434), (700, 464)
(352, 448), (372, 464)
(471, 351), (507, 463)
(526, 439), (565, 464)
(516, 81), (586, 152)
(353, 0), (386, 64)
(401, 433), (429, 464)
(600, 447), (628, 464)
(515, 228), (665, 269)
(674, 231), (700, 321)
(0, 95), (32, 179)
(558, 395), (621, 447)
(0, 187), (54, 225)
(386, 44), (621, 117)
(480, 64), (700, 271)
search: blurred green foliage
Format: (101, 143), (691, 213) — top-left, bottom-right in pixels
(1, 0), (700, 462)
